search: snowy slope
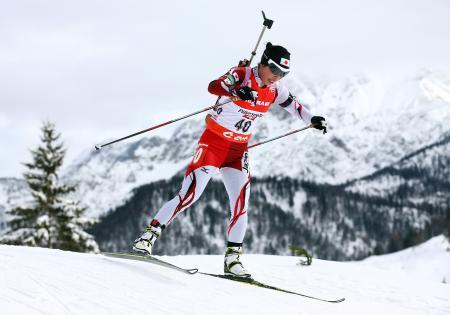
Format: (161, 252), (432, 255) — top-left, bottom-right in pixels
(1, 235), (449, 315)
(360, 235), (450, 284)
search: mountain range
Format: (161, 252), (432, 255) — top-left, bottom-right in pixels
(1, 71), (449, 259)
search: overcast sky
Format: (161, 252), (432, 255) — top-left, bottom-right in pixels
(1, 0), (449, 177)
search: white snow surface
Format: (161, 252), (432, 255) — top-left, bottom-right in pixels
(1, 235), (449, 315)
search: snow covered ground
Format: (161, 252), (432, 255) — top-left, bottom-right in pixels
(1, 236), (449, 315)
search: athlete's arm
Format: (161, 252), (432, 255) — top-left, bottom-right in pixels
(208, 67), (248, 97)
(273, 85), (314, 123)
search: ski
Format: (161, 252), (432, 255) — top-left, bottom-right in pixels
(102, 252), (199, 275)
(102, 253), (344, 303)
(199, 272), (345, 303)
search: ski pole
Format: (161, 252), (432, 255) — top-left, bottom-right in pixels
(96, 12), (274, 151)
(94, 97), (238, 150)
(248, 125), (313, 149)
(247, 10), (274, 65)
(215, 10), (273, 105)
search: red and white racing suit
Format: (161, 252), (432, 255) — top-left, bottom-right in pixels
(153, 65), (313, 244)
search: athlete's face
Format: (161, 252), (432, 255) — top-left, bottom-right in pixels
(258, 64), (283, 86)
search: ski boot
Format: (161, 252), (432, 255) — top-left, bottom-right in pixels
(224, 246), (251, 278)
(133, 220), (163, 255)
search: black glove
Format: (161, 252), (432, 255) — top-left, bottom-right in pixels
(238, 59), (250, 67)
(235, 86), (257, 101)
(311, 116), (327, 134)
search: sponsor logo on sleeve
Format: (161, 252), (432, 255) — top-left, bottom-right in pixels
(224, 73), (236, 86)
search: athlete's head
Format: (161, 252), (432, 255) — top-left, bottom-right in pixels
(258, 42), (290, 86)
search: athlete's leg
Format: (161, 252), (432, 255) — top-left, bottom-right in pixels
(154, 142), (219, 226)
(154, 165), (217, 226)
(133, 142), (219, 254)
(220, 151), (251, 277)
(220, 151), (251, 244)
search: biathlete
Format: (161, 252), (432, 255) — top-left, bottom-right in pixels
(133, 43), (327, 278)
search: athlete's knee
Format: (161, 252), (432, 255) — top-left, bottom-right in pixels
(178, 171), (196, 197)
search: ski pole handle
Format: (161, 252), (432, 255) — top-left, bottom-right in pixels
(248, 11), (274, 65)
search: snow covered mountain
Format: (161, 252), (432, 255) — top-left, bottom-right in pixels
(91, 129), (449, 259)
(1, 71), (449, 257)
(1, 235), (449, 315)
(62, 71), (450, 219)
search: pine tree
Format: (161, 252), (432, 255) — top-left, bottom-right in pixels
(1, 122), (99, 252)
